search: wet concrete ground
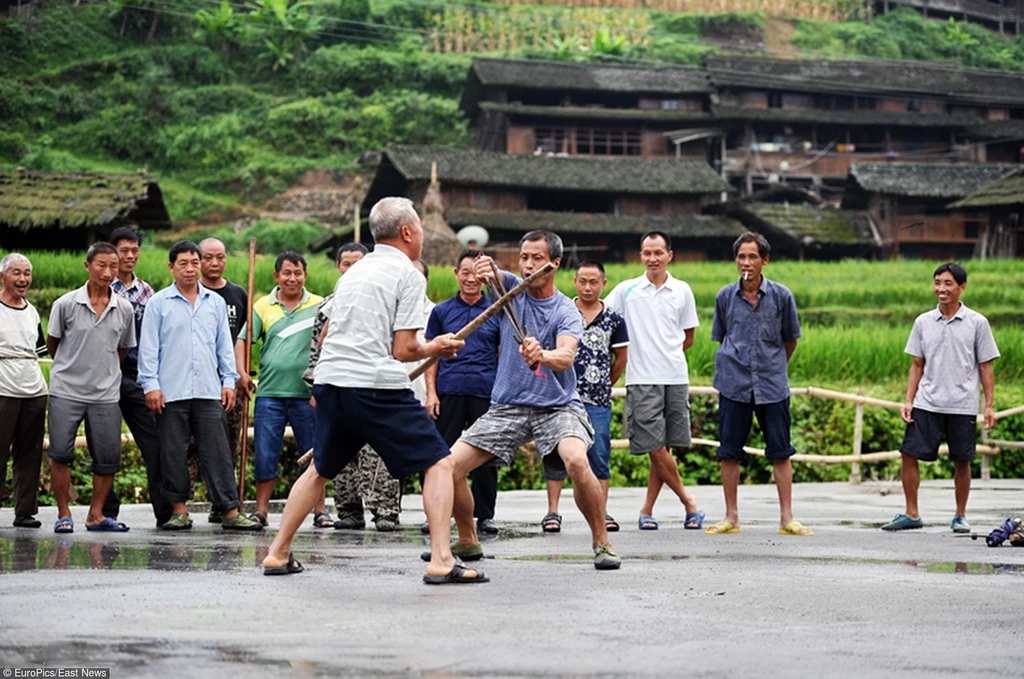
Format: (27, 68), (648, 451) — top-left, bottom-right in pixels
(2, 479), (1024, 678)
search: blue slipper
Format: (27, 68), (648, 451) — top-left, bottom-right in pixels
(86, 517), (130, 532)
(684, 510), (706, 530)
(638, 514), (659, 530)
(54, 517), (74, 534)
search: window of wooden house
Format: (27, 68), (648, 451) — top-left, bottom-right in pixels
(535, 127), (567, 154)
(907, 99), (922, 112)
(964, 221), (980, 240)
(576, 128), (641, 156)
(1011, 108), (1024, 120)
(768, 92), (784, 109)
(856, 97), (876, 110)
(661, 99), (680, 111)
(834, 95), (855, 110)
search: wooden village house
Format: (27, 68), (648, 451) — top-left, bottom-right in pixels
(0, 169), (171, 250)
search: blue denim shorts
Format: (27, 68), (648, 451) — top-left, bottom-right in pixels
(254, 397), (316, 481)
(543, 404), (612, 481)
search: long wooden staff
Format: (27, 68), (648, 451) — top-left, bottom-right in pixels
(238, 237), (257, 499)
(295, 261), (554, 467)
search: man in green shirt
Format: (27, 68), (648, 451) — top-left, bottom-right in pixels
(236, 252), (323, 527)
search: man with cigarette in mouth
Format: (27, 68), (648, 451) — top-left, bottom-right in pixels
(706, 232), (810, 537)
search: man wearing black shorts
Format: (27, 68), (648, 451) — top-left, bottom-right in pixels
(261, 197), (486, 584)
(883, 263), (999, 533)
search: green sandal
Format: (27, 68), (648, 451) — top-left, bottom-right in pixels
(162, 513), (193, 531)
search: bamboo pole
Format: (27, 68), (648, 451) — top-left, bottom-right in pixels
(850, 387), (865, 484)
(353, 202), (360, 244)
(237, 237), (256, 500)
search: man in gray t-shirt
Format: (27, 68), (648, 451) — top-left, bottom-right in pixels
(47, 243), (136, 534)
(449, 232), (621, 571)
(883, 263), (1000, 534)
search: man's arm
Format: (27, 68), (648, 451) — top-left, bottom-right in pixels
(234, 339), (254, 397)
(522, 334), (577, 372)
(683, 328), (695, 352)
(610, 345), (628, 386)
(980, 361), (996, 430)
(137, 296), (163, 412)
(424, 362), (441, 420)
(393, 329), (463, 363)
(901, 356), (925, 424)
(214, 303), (238, 411)
(785, 340), (798, 362)
(46, 336), (60, 359)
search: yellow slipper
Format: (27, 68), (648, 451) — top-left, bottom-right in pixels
(705, 519), (740, 535)
(779, 521), (813, 536)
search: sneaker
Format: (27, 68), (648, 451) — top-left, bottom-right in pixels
(221, 513), (264, 531)
(420, 520), (430, 535)
(594, 544), (621, 570)
(477, 518), (499, 535)
(207, 510), (223, 524)
(375, 518), (398, 532)
(12, 515), (42, 528)
(881, 513), (924, 531)
(162, 513), (193, 531)
(951, 516), (971, 534)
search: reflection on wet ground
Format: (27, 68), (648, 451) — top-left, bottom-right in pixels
(0, 523), (542, 573)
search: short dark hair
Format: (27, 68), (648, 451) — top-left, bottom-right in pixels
(275, 251), (307, 273)
(521, 230), (563, 260)
(168, 240), (201, 264)
(335, 242), (368, 264)
(456, 248), (481, 269)
(415, 259), (430, 279)
(934, 262), (967, 285)
(577, 260), (605, 276)
(641, 231), (672, 251)
(86, 242), (119, 263)
(732, 232), (771, 258)
(108, 226), (143, 247)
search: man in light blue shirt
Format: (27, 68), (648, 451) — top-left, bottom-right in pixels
(138, 241), (261, 532)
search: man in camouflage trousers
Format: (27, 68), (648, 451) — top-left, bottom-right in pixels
(303, 243), (402, 531)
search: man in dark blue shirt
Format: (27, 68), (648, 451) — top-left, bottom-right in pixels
(424, 249), (502, 534)
(707, 232), (810, 537)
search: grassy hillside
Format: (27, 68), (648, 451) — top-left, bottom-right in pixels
(2, 2), (1024, 224)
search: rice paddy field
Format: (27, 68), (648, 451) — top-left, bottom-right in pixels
(20, 252), (1024, 387)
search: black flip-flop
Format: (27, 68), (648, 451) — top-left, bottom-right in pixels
(263, 552), (304, 576)
(423, 563), (489, 585)
(541, 512), (562, 533)
(248, 512), (268, 527)
(605, 514), (620, 532)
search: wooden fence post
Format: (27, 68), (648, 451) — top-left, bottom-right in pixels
(849, 386), (865, 484)
(981, 427), (992, 482)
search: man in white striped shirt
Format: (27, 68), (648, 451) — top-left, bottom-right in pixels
(262, 197), (488, 585)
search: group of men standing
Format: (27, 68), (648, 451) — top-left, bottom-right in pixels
(0, 195), (1001, 582)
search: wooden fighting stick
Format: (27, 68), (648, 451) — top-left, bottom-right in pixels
(295, 262), (555, 467)
(237, 237), (256, 500)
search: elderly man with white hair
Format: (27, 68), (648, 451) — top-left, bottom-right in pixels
(0, 253), (48, 528)
(262, 197), (487, 585)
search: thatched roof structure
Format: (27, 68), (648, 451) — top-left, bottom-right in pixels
(0, 169), (171, 233)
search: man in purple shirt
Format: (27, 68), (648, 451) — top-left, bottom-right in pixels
(707, 232), (810, 537)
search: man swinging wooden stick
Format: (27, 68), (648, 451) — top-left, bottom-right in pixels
(266, 197), (551, 584)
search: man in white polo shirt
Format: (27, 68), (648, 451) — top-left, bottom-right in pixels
(605, 231), (704, 532)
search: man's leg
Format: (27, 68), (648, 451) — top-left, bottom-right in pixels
(422, 455), (461, 575)
(156, 401), (193, 516)
(466, 397), (499, 522)
(8, 396), (46, 519)
(333, 450), (366, 525)
(901, 454), (921, 519)
(118, 375), (172, 524)
(191, 400), (243, 520)
(716, 395), (754, 528)
(774, 460), (795, 527)
(645, 448), (697, 514)
(953, 460), (971, 518)
(450, 442), (498, 548)
(287, 398), (327, 518)
(721, 461), (741, 525)
(364, 448), (402, 525)
(265, 464), (330, 567)
(756, 398), (801, 530)
(83, 402), (127, 527)
(546, 479), (564, 515)
(253, 397), (285, 519)
(47, 397), (85, 524)
(557, 438), (611, 548)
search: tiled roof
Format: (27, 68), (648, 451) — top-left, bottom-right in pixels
(949, 167), (1024, 208)
(382, 146), (732, 195)
(848, 163), (1014, 198)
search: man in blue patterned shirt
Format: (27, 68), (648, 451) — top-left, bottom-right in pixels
(543, 261), (628, 534)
